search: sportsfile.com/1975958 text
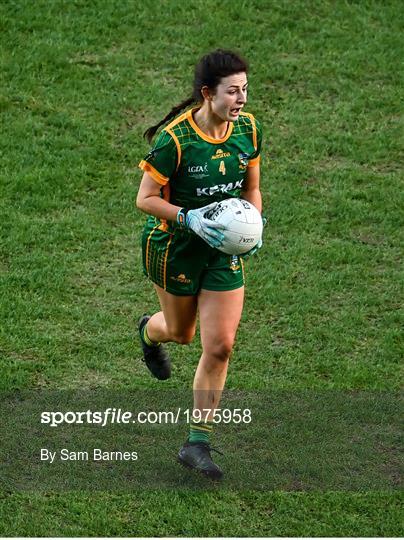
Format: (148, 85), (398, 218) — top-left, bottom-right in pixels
(40, 408), (252, 427)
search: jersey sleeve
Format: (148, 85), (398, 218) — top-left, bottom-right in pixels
(138, 129), (178, 185)
(248, 117), (263, 168)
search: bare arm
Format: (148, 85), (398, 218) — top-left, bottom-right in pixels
(136, 171), (225, 248)
(240, 164), (262, 213)
(136, 172), (181, 221)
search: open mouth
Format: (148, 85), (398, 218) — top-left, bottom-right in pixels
(230, 107), (242, 115)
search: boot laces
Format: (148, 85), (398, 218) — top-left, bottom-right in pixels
(199, 442), (224, 456)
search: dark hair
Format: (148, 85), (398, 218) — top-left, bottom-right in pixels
(143, 49), (249, 143)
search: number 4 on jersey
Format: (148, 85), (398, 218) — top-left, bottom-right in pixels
(219, 160), (226, 175)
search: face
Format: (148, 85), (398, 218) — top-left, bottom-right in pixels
(205, 72), (248, 122)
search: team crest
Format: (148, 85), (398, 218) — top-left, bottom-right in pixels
(230, 255), (240, 272)
(238, 152), (249, 167)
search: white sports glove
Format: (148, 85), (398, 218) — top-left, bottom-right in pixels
(177, 202), (225, 249)
(240, 216), (267, 259)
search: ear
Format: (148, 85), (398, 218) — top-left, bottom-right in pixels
(200, 85), (214, 101)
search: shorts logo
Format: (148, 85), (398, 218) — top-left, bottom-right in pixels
(230, 255), (240, 272)
(212, 148), (231, 160)
(188, 162), (209, 179)
(170, 273), (192, 284)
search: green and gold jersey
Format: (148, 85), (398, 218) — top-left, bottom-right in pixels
(139, 107), (262, 213)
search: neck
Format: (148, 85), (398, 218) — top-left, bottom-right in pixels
(193, 103), (228, 140)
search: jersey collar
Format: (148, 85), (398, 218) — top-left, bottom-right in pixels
(187, 107), (234, 144)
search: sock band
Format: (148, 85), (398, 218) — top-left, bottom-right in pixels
(141, 323), (160, 347)
(189, 418), (213, 444)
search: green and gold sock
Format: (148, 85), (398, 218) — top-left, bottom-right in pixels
(188, 417), (213, 444)
(141, 323), (160, 347)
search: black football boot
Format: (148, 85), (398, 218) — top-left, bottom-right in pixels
(138, 315), (171, 380)
(177, 441), (224, 480)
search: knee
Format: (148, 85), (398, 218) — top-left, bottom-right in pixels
(206, 338), (234, 362)
(169, 328), (195, 345)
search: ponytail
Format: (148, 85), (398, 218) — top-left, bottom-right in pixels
(143, 96), (195, 143)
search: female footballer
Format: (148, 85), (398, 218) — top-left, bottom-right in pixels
(136, 49), (263, 479)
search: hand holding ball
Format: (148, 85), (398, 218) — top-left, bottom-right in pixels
(205, 198), (263, 255)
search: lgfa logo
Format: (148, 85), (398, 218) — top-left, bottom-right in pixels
(188, 162), (209, 174)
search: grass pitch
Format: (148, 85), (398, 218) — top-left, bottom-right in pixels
(0, 0), (403, 536)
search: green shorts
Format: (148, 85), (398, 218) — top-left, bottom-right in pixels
(142, 218), (245, 296)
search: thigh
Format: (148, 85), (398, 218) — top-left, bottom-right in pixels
(198, 287), (245, 355)
(154, 283), (198, 337)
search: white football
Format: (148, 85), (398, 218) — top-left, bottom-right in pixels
(206, 198), (263, 255)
